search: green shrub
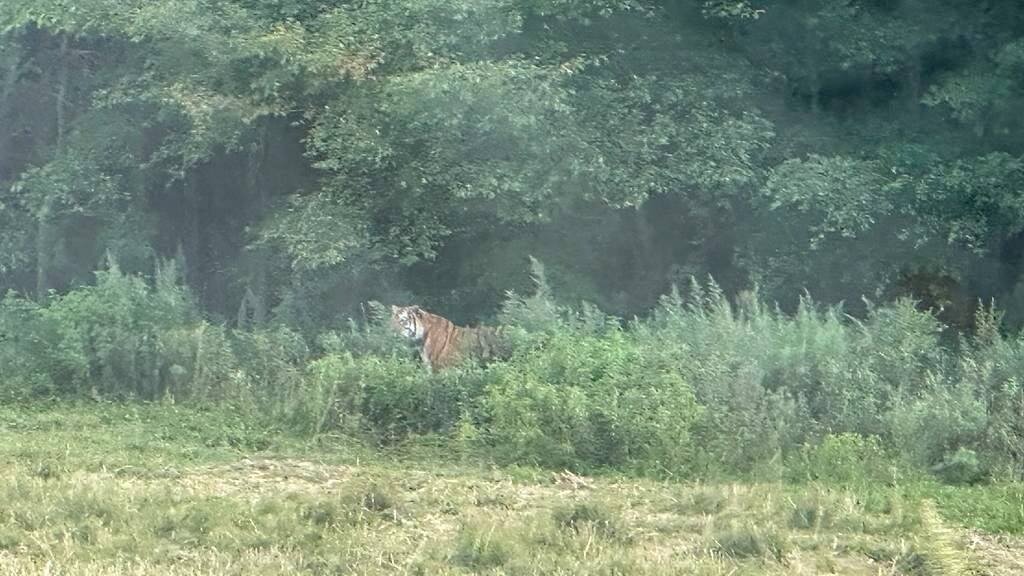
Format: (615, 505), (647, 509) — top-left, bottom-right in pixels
(930, 447), (985, 485)
(644, 284), (821, 475)
(283, 350), (494, 442)
(157, 322), (238, 402)
(858, 299), (946, 400)
(0, 294), (64, 398)
(316, 300), (412, 360)
(482, 327), (703, 474)
(229, 325), (309, 424)
(360, 358), (486, 442)
(759, 299), (886, 436)
(791, 433), (897, 486)
(884, 379), (987, 471)
(0, 260), (214, 400)
(959, 312), (1024, 480)
(292, 353), (366, 435)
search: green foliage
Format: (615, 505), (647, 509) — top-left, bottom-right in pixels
(930, 447), (985, 486)
(297, 353), (367, 436)
(2, 0), (1024, 341)
(350, 356), (462, 442)
(701, 0), (764, 20)
(0, 294), (59, 396)
(251, 274), (1024, 482)
(0, 260), (201, 399)
(290, 350), (490, 444)
(948, 306), (1024, 480)
(257, 192), (369, 271)
(885, 380), (987, 472)
(911, 153), (1024, 256)
(498, 256), (567, 335)
(230, 325), (309, 402)
(156, 323), (238, 402)
(317, 301), (412, 359)
(792, 433), (896, 486)
(765, 155), (908, 243)
(13, 261), (1024, 486)
(482, 327), (703, 474)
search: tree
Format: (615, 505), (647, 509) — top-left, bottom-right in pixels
(1, 0), (1024, 331)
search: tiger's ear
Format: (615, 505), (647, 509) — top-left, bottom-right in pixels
(391, 305), (398, 312)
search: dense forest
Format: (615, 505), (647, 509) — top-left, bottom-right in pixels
(2, 0), (1024, 329)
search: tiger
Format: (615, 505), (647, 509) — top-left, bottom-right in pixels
(390, 305), (509, 370)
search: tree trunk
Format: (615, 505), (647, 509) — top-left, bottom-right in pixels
(809, 69), (821, 116)
(36, 34), (70, 300)
(626, 203), (662, 311)
(907, 55), (922, 121)
(243, 124), (269, 327)
(807, 44), (822, 116)
(181, 175), (201, 288)
(0, 40), (22, 181)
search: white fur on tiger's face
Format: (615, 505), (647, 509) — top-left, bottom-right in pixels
(391, 305), (425, 341)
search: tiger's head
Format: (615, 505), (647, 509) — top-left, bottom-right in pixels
(391, 305), (426, 341)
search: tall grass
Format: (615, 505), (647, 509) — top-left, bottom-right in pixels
(3, 260), (1024, 483)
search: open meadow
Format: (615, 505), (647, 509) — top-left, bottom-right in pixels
(1, 403), (1023, 576)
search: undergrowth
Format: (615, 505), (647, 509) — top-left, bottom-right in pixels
(3, 259), (1024, 487)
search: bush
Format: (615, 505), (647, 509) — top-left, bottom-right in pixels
(291, 351), (493, 443)
(482, 327), (703, 475)
(959, 310), (1024, 480)
(0, 294), (63, 398)
(643, 283), (815, 476)
(791, 433), (897, 486)
(884, 379), (987, 471)
(930, 447), (985, 486)
(157, 323), (238, 402)
(289, 274), (1024, 482)
(316, 300), (412, 360)
(292, 353), (367, 435)
(360, 359), (489, 442)
(0, 260), (215, 400)
(858, 299), (946, 400)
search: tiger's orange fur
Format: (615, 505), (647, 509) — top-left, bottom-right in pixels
(390, 305), (508, 370)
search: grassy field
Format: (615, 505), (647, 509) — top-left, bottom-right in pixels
(1, 403), (1023, 575)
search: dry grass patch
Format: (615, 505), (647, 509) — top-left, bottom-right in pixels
(0, 404), (1019, 575)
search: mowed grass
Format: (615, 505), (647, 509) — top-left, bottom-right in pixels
(1, 403), (1024, 575)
